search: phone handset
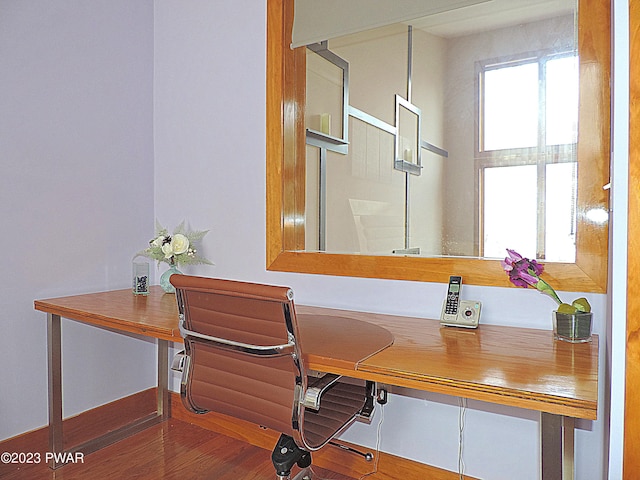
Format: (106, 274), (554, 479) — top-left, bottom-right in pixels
(441, 275), (462, 322)
(440, 275), (481, 328)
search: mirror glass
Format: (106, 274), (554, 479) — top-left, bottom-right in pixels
(302, 0), (581, 262)
(267, 0), (609, 291)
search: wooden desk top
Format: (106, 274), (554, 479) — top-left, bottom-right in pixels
(35, 286), (182, 342)
(297, 305), (598, 420)
(35, 287), (598, 420)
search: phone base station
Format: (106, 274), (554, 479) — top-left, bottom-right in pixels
(440, 300), (481, 329)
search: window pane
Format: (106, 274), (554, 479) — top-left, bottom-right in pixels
(483, 165), (537, 259)
(483, 63), (539, 151)
(546, 56), (578, 146)
(545, 162), (577, 262)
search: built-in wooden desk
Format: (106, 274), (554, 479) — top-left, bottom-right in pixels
(35, 286), (598, 479)
(298, 306), (598, 422)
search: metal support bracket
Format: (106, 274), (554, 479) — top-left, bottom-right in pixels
(46, 313), (170, 469)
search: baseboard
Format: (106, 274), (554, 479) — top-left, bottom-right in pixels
(0, 389), (476, 480)
(0, 388), (156, 459)
(171, 391), (476, 480)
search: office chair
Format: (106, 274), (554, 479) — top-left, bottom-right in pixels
(170, 275), (375, 480)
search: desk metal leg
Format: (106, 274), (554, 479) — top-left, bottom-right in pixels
(540, 412), (575, 480)
(156, 339), (170, 420)
(46, 317), (171, 469)
(47, 313), (63, 469)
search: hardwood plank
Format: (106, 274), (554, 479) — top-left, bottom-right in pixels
(0, 388), (156, 467)
(172, 392), (477, 480)
(0, 385), (476, 480)
(0, 420), (351, 480)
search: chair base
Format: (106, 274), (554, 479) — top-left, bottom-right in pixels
(290, 467), (312, 480)
(276, 467), (312, 480)
(272, 434), (312, 479)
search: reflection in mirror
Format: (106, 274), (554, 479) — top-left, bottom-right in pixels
(303, 1), (580, 262)
(266, 0), (610, 291)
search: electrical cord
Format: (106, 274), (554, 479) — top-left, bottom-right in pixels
(308, 390), (386, 480)
(458, 397), (467, 480)
(358, 402), (385, 480)
(314, 396), (465, 479)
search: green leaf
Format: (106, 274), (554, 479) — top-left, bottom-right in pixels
(536, 279), (563, 305)
(173, 220), (186, 235)
(557, 303), (578, 314)
(187, 229), (209, 242)
(154, 219), (167, 236)
(572, 297), (591, 313)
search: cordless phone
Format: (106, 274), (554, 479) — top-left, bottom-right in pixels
(440, 275), (481, 329)
(441, 276), (462, 322)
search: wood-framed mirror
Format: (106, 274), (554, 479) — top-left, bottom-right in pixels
(266, 0), (610, 291)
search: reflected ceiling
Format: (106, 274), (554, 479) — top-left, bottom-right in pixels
(412, 0), (574, 37)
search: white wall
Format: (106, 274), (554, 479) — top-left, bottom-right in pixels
(0, 0), (156, 440)
(154, 1), (611, 479)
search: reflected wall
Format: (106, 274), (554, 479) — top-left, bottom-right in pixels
(305, 11), (577, 261)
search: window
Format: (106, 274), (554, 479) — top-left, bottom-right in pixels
(478, 53), (578, 262)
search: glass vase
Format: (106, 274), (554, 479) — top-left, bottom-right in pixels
(552, 311), (593, 343)
(160, 263), (182, 294)
(132, 261), (150, 295)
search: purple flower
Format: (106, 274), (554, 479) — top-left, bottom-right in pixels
(509, 265), (538, 288)
(501, 249), (591, 313)
(502, 249), (562, 305)
(501, 249), (544, 288)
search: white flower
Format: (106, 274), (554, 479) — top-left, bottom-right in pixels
(161, 242), (173, 258)
(138, 221), (212, 267)
(170, 234), (190, 255)
(151, 235), (165, 247)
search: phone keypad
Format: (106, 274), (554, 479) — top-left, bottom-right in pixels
(445, 293), (459, 314)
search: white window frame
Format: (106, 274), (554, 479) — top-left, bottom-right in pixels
(475, 50), (578, 260)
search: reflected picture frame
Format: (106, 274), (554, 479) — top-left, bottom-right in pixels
(394, 94), (422, 176)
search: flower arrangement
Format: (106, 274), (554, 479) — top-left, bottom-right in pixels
(501, 249), (590, 314)
(138, 220), (213, 267)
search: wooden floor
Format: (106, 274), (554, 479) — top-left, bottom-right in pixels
(0, 419), (355, 480)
